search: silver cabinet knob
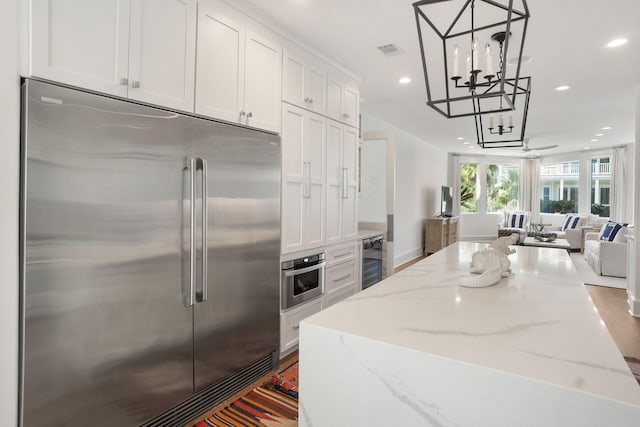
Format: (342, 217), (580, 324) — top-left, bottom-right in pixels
(131, 81), (140, 88)
(246, 112), (253, 118)
(342, 113), (350, 119)
(119, 77), (129, 85)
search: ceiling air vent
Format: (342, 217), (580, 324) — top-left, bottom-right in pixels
(377, 43), (403, 56)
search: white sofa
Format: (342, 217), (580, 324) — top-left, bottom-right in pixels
(583, 224), (633, 278)
(543, 214), (600, 251)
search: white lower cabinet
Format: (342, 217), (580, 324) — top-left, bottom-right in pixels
(280, 299), (322, 357)
(279, 241), (360, 358)
(323, 286), (356, 310)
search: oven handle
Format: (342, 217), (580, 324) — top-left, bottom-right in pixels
(283, 261), (326, 277)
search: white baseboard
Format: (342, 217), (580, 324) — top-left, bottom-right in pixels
(628, 291), (640, 317)
(394, 248), (424, 268)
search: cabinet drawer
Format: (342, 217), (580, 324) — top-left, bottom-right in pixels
(323, 285), (355, 309)
(325, 242), (356, 268)
(325, 260), (356, 294)
(280, 299), (322, 353)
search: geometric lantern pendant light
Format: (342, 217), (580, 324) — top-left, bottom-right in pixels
(413, 0), (530, 119)
(474, 76), (531, 148)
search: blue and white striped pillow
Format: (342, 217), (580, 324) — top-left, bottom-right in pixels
(562, 215), (583, 231)
(599, 222), (624, 241)
(507, 213), (526, 228)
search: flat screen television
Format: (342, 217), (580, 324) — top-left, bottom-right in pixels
(441, 185), (453, 217)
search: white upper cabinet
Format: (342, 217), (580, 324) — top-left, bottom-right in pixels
(326, 120), (358, 245)
(30, 0), (196, 112)
(327, 73), (360, 127)
(127, 0), (196, 111)
(281, 103), (326, 254)
(31, 0), (131, 97)
(283, 50), (327, 114)
(196, 4), (282, 133)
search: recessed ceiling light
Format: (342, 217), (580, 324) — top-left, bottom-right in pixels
(507, 55), (532, 65)
(457, 137), (465, 140)
(555, 85), (571, 91)
(584, 147), (591, 150)
(463, 141), (470, 145)
(468, 145), (476, 149)
(398, 77), (411, 84)
(607, 38), (628, 48)
(591, 139), (598, 142)
(595, 133), (604, 137)
(601, 126), (612, 130)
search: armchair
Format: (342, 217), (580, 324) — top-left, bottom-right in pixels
(583, 224), (633, 278)
(498, 211), (531, 244)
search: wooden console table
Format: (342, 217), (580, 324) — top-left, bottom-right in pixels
(425, 216), (458, 255)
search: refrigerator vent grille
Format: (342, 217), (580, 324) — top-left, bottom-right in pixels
(141, 351), (276, 427)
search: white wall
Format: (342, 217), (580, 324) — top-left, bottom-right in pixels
(361, 113), (447, 266)
(1, 0), (20, 424)
(358, 139), (387, 223)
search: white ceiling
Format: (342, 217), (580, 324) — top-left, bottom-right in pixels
(238, 0), (640, 158)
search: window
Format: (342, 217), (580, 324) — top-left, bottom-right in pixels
(590, 156), (611, 217)
(486, 163), (519, 212)
(460, 162), (478, 213)
(539, 160), (579, 213)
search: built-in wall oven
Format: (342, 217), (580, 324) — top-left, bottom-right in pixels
(281, 253), (325, 310)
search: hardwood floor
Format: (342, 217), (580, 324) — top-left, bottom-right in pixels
(586, 285), (640, 359)
(186, 351), (298, 426)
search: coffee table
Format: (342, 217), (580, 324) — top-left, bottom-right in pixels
(523, 236), (571, 250)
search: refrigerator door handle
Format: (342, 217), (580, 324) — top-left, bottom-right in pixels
(196, 157), (208, 303)
(187, 157), (197, 307)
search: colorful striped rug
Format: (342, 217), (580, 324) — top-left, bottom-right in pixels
(194, 361), (299, 427)
(625, 356), (640, 385)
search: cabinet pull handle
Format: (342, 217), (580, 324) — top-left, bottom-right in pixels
(119, 77), (129, 85)
(333, 251), (351, 258)
(246, 112), (253, 125)
(342, 168), (348, 199)
(293, 325), (300, 330)
(303, 162), (311, 199)
(333, 274), (351, 282)
(131, 80), (140, 88)
(304, 97), (310, 103)
(239, 111), (246, 123)
(342, 113), (350, 119)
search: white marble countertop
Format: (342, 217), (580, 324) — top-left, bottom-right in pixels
(357, 228), (384, 240)
(303, 241), (640, 406)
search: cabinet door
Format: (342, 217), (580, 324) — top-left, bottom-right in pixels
(304, 113), (326, 249)
(326, 76), (344, 122)
(343, 86), (360, 127)
(128, 0), (196, 112)
(325, 120), (343, 245)
(195, 8), (244, 124)
(281, 104), (305, 254)
(342, 126), (359, 240)
(307, 65), (327, 114)
(282, 52), (306, 108)
(31, 0), (130, 97)
(244, 30), (282, 132)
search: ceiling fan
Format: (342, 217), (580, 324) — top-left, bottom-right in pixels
(519, 138), (558, 153)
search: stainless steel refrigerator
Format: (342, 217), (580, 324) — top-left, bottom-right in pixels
(19, 79), (281, 426)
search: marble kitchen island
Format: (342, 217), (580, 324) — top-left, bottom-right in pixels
(298, 242), (640, 426)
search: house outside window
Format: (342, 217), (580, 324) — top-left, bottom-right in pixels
(539, 160), (579, 213)
(460, 162), (478, 213)
(486, 163), (519, 212)
(590, 156), (611, 217)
